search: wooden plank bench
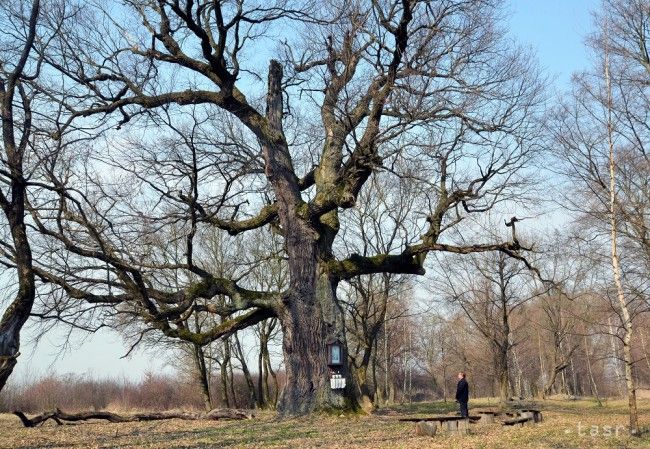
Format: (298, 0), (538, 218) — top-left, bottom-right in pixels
(398, 415), (479, 423)
(476, 411), (498, 424)
(400, 415), (477, 436)
(473, 409), (517, 422)
(503, 416), (533, 427)
(518, 410), (543, 423)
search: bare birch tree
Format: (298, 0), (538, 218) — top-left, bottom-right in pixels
(551, 0), (649, 433)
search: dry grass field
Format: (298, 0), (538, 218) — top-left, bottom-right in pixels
(0, 398), (648, 449)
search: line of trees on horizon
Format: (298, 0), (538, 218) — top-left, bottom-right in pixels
(2, 280), (649, 414)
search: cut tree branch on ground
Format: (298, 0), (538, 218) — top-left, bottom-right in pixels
(13, 408), (253, 427)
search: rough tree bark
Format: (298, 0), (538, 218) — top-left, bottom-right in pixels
(276, 270), (355, 414)
(0, 0), (40, 393)
(258, 60), (359, 415)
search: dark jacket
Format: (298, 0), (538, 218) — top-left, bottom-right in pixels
(455, 377), (469, 402)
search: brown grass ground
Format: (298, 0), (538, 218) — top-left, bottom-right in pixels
(0, 398), (648, 449)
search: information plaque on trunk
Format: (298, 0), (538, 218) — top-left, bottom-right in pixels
(330, 374), (346, 389)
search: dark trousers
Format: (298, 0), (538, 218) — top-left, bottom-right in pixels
(459, 401), (468, 418)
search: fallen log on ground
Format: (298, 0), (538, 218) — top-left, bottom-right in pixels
(13, 408), (253, 427)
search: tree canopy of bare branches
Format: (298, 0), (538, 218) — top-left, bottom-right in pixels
(0, 0), (546, 415)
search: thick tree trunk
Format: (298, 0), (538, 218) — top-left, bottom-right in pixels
(0, 220), (36, 392)
(353, 344), (376, 411)
(276, 269), (359, 415)
(0, 354), (18, 392)
(0, 0), (39, 397)
(0, 323), (20, 391)
(275, 221), (359, 415)
(357, 370), (374, 411)
(261, 60), (360, 416)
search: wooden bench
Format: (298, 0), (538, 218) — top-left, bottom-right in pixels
(475, 411), (498, 424)
(518, 409), (543, 423)
(503, 416), (533, 427)
(472, 409), (514, 421)
(469, 408), (543, 425)
(414, 421), (439, 436)
(400, 415), (477, 436)
(398, 415), (479, 423)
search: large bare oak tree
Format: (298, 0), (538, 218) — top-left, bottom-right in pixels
(16, 0), (545, 415)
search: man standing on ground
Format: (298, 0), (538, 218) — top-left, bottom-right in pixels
(455, 372), (469, 418)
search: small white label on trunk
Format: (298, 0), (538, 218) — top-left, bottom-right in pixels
(330, 374), (346, 389)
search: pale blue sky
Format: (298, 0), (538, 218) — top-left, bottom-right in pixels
(10, 1), (599, 384)
(507, 0), (596, 87)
